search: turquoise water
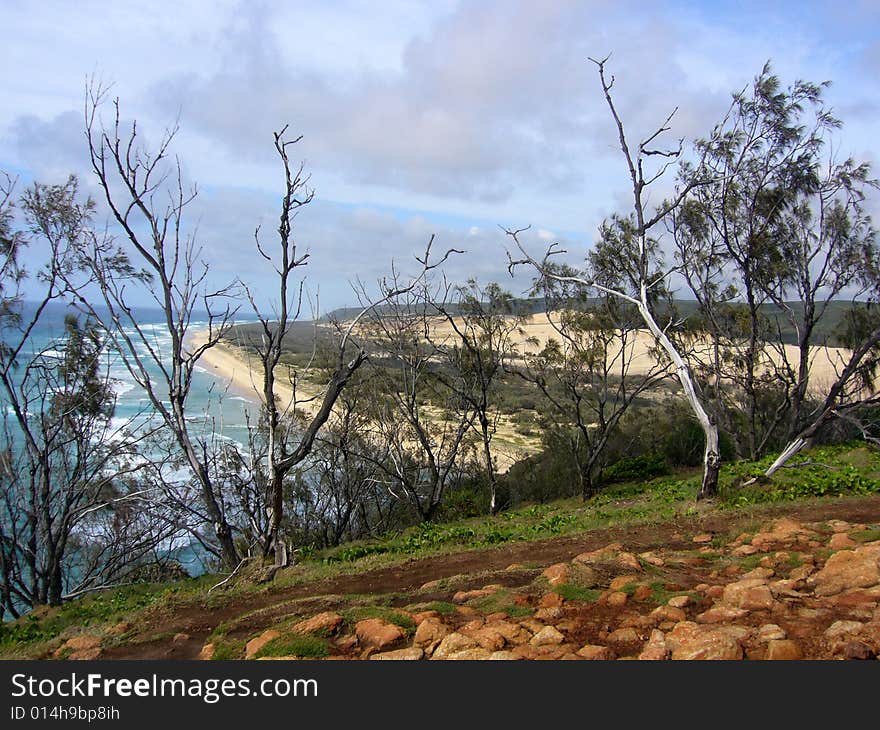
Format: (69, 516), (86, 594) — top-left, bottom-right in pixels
(2, 301), (261, 578)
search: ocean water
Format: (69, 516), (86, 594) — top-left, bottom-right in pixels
(2, 301), (261, 577)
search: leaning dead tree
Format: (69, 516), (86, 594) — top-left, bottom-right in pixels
(510, 55), (720, 498)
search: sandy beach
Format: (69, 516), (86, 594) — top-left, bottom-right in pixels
(186, 329), (326, 420)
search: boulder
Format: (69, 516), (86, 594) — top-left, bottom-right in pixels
(542, 563), (570, 587)
(696, 605), (749, 623)
(432, 632), (478, 659)
(245, 630), (280, 660)
(413, 618), (449, 648)
(638, 630), (670, 660)
(198, 643), (216, 661)
(530, 626), (565, 647)
(757, 624), (787, 642)
(808, 545), (880, 597)
(671, 629), (743, 660)
(370, 647), (424, 660)
(291, 612), (344, 636)
(577, 644), (616, 660)
(722, 578), (777, 611)
(355, 619), (404, 650)
(764, 639), (802, 660)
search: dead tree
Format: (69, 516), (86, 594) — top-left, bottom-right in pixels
(510, 55), (719, 497)
(81, 87), (241, 568)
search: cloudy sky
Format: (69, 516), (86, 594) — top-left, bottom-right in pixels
(2, 0), (879, 312)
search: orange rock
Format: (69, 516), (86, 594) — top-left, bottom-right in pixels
(577, 644), (616, 660)
(355, 619), (404, 650)
(198, 643), (216, 660)
(245, 630), (280, 659)
(291, 612), (344, 636)
(764, 639), (802, 660)
(542, 563), (570, 587)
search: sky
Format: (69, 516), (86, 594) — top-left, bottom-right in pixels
(2, 0), (879, 313)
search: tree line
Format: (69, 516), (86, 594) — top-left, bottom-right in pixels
(1, 59), (878, 616)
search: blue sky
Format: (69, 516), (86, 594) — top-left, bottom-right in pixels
(2, 0), (878, 311)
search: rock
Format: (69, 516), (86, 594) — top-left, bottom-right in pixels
(667, 595), (691, 608)
(539, 592), (564, 608)
(742, 567), (775, 580)
(610, 574), (641, 591)
(842, 641), (876, 660)
(466, 627), (506, 651)
(355, 619), (404, 650)
(638, 630), (669, 660)
(574, 543), (623, 564)
(452, 588), (495, 603)
(542, 563), (570, 587)
(107, 622), (132, 636)
(506, 563), (526, 571)
(789, 564), (815, 581)
(633, 585), (653, 601)
(291, 611), (344, 636)
(824, 620), (864, 640)
(577, 644), (616, 660)
(489, 651), (519, 660)
(829, 533), (858, 550)
(722, 578), (777, 611)
(651, 605), (687, 623)
(535, 607), (563, 621)
(484, 620), (528, 644)
(692, 533), (713, 544)
(518, 618), (546, 635)
(671, 630), (743, 660)
(696, 605), (749, 623)
(827, 519), (853, 533)
(638, 551), (664, 567)
(606, 591), (628, 607)
(732, 544), (759, 556)
(370, 647), (424, 660)
(441, 648), (493, 661)
(808, 545), (880, 597)
(460, 618), (485, 632)
(413, 618), (449, 648)
(245, 630), (280, 660)
(757, 624), (787, 642)
(617, 552), (642, 572)
(420, 579), (444, 591)
(432, 632), (478, 659)
(68, 647), (102, 660)
(335, 635), (358, 652)
(607, 627), (640, 644)
(63, 635), (102, 653)
(172, 633), (190, 643)
(764, 639), (802, 660)
(704, 585), (725, 600)
(530, 626), (565, 647)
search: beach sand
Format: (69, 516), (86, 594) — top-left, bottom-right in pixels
(186, 329), (325, 420)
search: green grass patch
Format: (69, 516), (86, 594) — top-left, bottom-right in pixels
(211, 639), (245, 661)
(851, 528), (880, 543)
(254, 634), (328, 659)
(503, 605), (535, 619)
(553, 584), (602, 603)
(405, 601), (457, 616)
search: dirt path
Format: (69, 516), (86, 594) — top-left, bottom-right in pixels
(97, 495), (880, 660)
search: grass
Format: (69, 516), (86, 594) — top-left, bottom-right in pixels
(553, 584), (602, 603)
(254, 634), (329, 659)
(3, 440), (880, 658)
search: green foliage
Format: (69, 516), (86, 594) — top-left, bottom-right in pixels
(342, 606), (416, 632)
(553, 584), (601, 603)
(601, 453), (671, 484)
(255, 634), (329, 659)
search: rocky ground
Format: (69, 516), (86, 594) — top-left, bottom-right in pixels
(49, 506), (880, 661)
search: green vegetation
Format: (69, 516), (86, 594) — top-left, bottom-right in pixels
(254, 634), (329, 659)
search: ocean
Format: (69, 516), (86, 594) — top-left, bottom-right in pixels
(2, 300), (262, 578)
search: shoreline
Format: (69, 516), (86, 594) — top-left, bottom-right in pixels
(185, 327), (325, 420)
